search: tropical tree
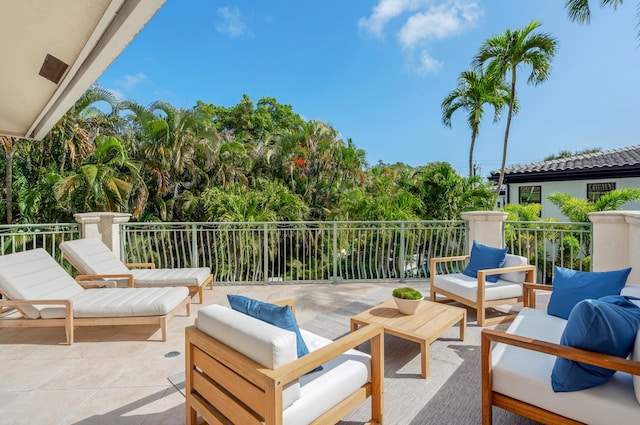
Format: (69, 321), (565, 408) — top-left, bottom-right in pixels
(565, 0), (640, 39)
(473, 20), (558, 195)
(547, 188), (640, 222)
(441, 69), (510, 177)
(543, 147), (602, 161)
(0, 136), (18, 223)
(53, 135), (142, 214)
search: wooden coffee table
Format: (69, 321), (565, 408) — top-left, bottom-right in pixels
(350, 299), (466, 378)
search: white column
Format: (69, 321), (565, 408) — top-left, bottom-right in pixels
(73, 212), (132, 260)
(461, 211), (508, 252)
(589, 211), (640, 283)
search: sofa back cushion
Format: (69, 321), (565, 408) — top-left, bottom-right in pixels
(547, 266), (631, 319)
(500, 254), (528, 283)
(0, 248), (84, 318)
(197, 304), (301, 408)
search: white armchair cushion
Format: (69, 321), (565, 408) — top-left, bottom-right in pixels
(197, 304), (301, 409)
(433, 273), (523, 302)
(130, 268), (211, 287)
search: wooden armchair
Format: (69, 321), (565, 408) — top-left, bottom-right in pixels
(430, 254), (536, 326)
(186, 299), (384, 425)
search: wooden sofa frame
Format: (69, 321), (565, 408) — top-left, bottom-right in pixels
(185, 300), (385, 425)
(430, 255), (536, 326)
(0, 286), (191, 344)
(481, 283), (640, 424)
(63, 251), (214, 304)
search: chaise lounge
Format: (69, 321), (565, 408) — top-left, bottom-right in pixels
(59, 238), (213, 303)
(0, 248), (191, 344)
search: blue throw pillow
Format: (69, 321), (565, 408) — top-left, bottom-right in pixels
(462, 241), (508, 283)
(551, 295), (640, 392)
(547, 266), (631, 319)
(227, 295), (322, 372)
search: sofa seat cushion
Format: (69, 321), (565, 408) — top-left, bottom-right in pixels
(283, 329), (371, 425)
(492, 308), (639, 424)
(130, 268), (211, 287)
(39, 287), (189, 319)
(434, 273), (522, 302)
(197, 304), (301, 409)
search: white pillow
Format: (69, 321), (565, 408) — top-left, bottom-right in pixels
(499, 254), (528, 283)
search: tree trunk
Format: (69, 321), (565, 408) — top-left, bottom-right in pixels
(5, 143), (16, 224)
(469, 124), (479, 178)
(496, 69), (517, 198)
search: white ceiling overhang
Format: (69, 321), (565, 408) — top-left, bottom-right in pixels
(0, 0), (165, 140)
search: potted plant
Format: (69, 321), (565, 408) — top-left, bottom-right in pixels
(392, 287), (423, 315)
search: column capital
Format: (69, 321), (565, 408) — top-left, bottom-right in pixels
(461, 211), (508, 222)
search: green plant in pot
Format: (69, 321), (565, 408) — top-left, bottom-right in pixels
(392, 287), (423, 315)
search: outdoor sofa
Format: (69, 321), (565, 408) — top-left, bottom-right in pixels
(0, 248), (190, 344)
(185, 298), (384, 425)
(482, 275), (640, 424)
(60, 238), (213, 303)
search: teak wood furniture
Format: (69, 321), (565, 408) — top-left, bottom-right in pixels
(430, 254), (536, 326)
(350, 298), (466, 378)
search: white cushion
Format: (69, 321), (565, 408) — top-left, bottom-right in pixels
(621, 284), (640, 298)
(493, 308), (640, 423)
(283, 329), (371, 425)
(0, 249), (84, 318)
(60, 239), (130, 274)
(500, 254), (528, 283)
(39, 287), (189, 319)
(434, 273), (522, 302)
(197, 305), (301, 409)
(131, 268), (210, 287)
(633, 328), (640, 404)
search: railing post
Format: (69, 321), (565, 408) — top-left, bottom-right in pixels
(332, 222), (338, 283)
(399, 222), (405, 282)
(73, 212), (131, 261)
(191, 223), (198, 268)
(264, 223), (269, 284)
(460, 211), (508, 252)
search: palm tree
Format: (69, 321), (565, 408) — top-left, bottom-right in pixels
(565, 0), (640, 39)
(548, 188), (640, 222)
(473, 20), (558, 195)
(441, 69), (511, 177)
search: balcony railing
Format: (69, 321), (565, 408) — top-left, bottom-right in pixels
(504, 220), (592, 284)
(0, 223), (81, 263)
(120, 221), (468, 285)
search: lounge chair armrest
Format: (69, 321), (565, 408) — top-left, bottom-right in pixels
(431, 255), (470, 265)
(0, 298), (73, 308)
(481, 328), (640, 376)
(523, 282), (552, 308)
(269, 323), (385, 386)
(477, 264), (536, 277)
(125, 262), (156, 269)
(76, 280), (117, 289)
(76, 274), (135, 288)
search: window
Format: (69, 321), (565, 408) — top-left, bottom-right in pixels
(519, 186), (541, 205)
(587, 182), (615, 202)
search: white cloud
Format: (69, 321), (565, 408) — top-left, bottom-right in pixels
(117, 73), (149, 89)
(216, 6), (253, 38)
(108, 88), (125, 100)
(359, 0), (483, 75)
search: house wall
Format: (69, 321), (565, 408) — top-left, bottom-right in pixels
(507, 177), (640, 221)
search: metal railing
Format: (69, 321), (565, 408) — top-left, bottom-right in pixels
(0, 223), (81, 260)
(120, 221), (467, 285)
(504, 220), (592, 284)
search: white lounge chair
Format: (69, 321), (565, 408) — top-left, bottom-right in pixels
(59, 238), (213, 303)
(0, 248), (191, 344)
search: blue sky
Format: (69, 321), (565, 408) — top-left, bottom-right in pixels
(99, 0), (640, 176)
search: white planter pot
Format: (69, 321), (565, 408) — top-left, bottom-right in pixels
(393, 296), (422, 315)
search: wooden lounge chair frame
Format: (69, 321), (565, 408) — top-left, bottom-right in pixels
(63, 250), (213, 304)
(0, 286), (190, 345)
(430, 254), (536, 326)
(185, 299), (384, 425)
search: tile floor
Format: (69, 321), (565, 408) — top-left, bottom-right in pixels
(0, 281), (399, 425)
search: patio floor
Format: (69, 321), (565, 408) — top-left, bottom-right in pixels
(0, 281), (400, 425)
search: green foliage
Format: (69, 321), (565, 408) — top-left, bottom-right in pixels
(543, 147), (602, 161)
(502, 203), (542, 221)
(392, 287), (423, 300)
(547, 189), (640, 222)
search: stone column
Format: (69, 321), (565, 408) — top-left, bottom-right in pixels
(460, 211), (508, 252)
(589, 211), (640, 283)
(73, 212), (131, 260)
